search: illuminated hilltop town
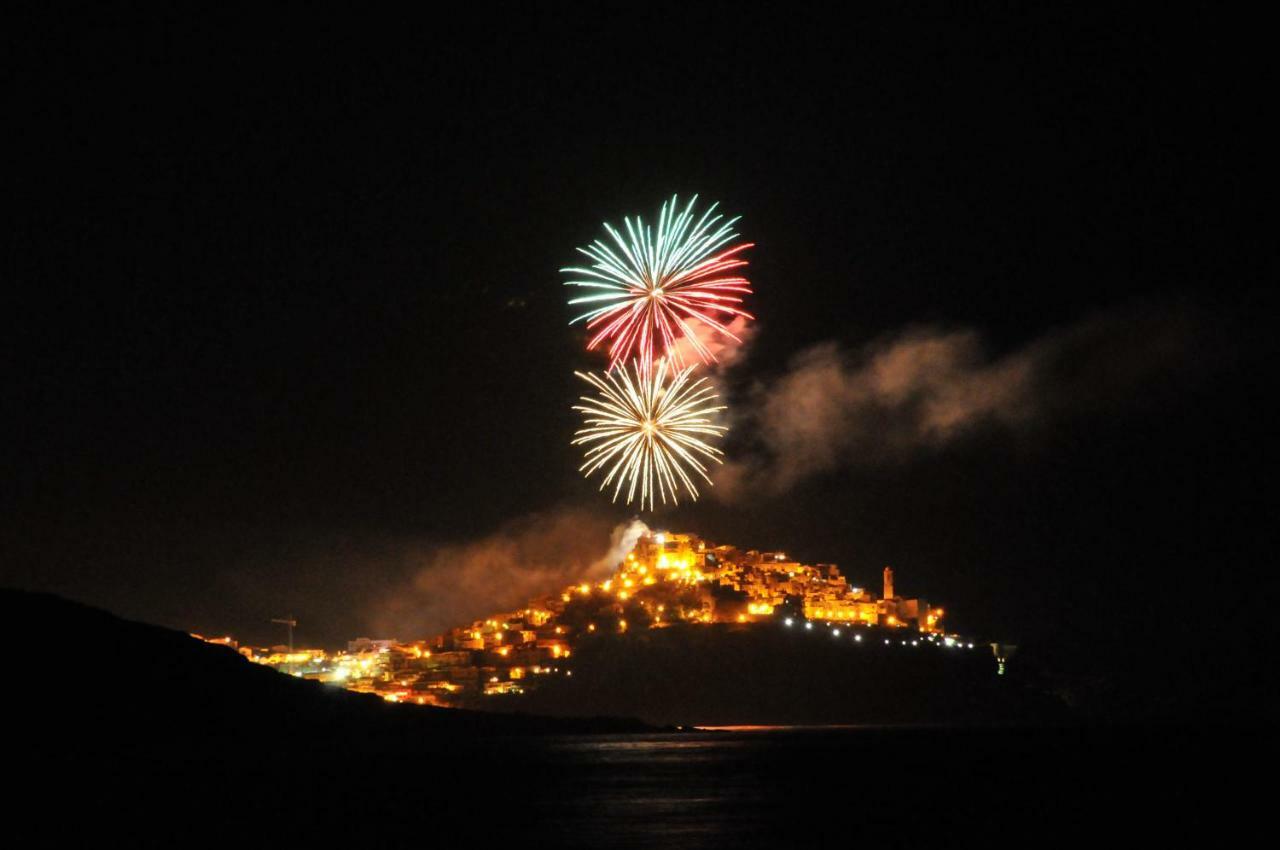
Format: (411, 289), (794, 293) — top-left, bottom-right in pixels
(199, 530), (985, 706)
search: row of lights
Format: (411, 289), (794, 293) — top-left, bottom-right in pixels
(783, 617), (975, 649)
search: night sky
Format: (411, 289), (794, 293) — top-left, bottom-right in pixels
(5, 10), (1269, 717)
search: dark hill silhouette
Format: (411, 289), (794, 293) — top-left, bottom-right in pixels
(1, 588), (650, 759)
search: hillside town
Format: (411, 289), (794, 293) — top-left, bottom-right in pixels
(198, 530), (982, 706)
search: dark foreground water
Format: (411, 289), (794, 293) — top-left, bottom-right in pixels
(475, 726), (1251, 846)
(57, 725), (1259, 845)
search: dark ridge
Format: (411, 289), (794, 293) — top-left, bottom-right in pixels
(1, 587), (654, 761)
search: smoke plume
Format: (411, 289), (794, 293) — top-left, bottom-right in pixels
(668, 315), (757, 374)
(715, 305), (1197, 498)
(368, 509), (648, 639)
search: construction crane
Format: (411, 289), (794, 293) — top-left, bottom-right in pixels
(271, 616), (297, 653)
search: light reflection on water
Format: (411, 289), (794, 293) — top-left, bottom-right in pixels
(474, 725), (1161, 847)
(180, 725), (1220, 847)
(547, 732), (753, 763)
(520, 732), (788, 846)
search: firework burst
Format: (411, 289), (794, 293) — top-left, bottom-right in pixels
(563, 195), (753, 370)
(572, 359), (727, 510)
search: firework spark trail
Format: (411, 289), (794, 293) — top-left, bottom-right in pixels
(572, 359), (728, 510)
(563, 195), (754, 370)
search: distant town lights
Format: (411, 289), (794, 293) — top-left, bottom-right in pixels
(230, 530), (969, 708)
